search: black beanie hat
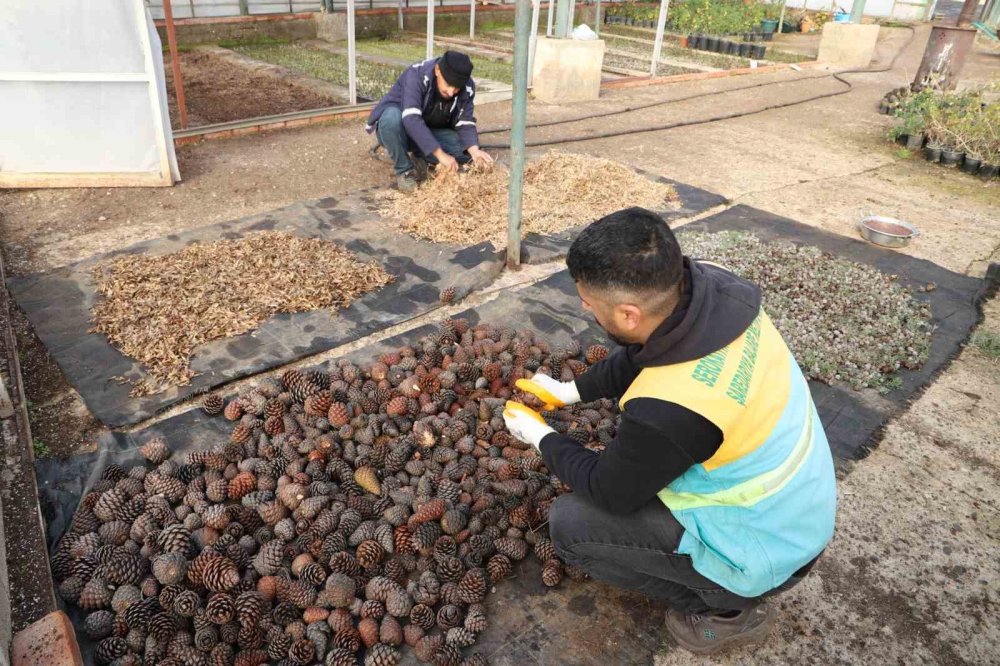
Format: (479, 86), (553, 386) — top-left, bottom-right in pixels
(438, 50), (473, 88)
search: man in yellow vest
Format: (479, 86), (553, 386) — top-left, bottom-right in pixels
(503, 207), (837, 655)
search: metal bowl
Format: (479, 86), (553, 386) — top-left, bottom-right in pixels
(858, 216), (919, 249)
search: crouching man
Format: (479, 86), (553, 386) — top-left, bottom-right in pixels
(366, 50), (493, 192)
(503, 208), (837, 654)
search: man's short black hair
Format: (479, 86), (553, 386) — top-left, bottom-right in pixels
(567, 207), (684, 293)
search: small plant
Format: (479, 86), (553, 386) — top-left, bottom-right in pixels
(33, 438), (51, 458)
(972, 330), (1000, 360)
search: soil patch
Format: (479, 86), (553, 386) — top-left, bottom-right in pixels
(164, 49), (338, 129)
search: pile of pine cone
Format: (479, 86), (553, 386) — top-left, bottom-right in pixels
(51, 318), (616, 665)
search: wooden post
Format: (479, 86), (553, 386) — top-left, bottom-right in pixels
(162, 0), (189, 129)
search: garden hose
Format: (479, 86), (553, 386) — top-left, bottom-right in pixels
(479, 26), (916, 150)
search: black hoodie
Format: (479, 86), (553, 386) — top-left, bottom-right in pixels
(539, 259), (763, 515)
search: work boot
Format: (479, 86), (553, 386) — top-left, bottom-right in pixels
(665, 603), (776, 655)
(396, 170), (419, 193)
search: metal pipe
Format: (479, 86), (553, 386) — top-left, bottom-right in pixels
(470, 0), (476, 39)
(849, 0), (866, 24)
(347, 0), (357, 104)
(777, 0), (786, 38)
(554, 0), (571, 37)
(956, 0), (978, 25)
(650, 0), (670, 77)
(399, 0), (404, 31)
(595, 0), (601, 36)
(528, 0), (540, 86)
(547, 0), (555, 36)
(507, 0), (532, 269)
(427, 0), (435, 59)
(162, 0), (189, 129)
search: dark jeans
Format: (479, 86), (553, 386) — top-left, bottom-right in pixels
(375, 105), (471, 175)
(549, 493), (816, 615)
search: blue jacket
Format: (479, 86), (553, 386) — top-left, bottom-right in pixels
(366, 58), (480, 157)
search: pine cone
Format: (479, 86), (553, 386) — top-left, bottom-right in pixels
(464, 604), (487, 633)
(223, 400), (244, 421)
(410, 603), (436, 631)
(202, 556), (240, 592)
(79, 576), (113, 610)
(541, 558), (564, 587)
(457, 568), (488, 604)
(252, 540), (284, 576)
(95, 636), (127, 664)
(436, 604), (463, 630)
(325, 572), (356, 608)
(439, 287), (457, 304)
(83, 610), (116, 640)
(534, 538), (557, 562)
(235, 591), (265, 628)
(355, 466), (381, 495)
(440, 509), (467, 536)
(379, 615), (403, 647)
(205, 593), (235, 624)
(157, 523), (192, 556)
(365, 643), (401, 666)
(202, 394), (225, 416)
(446, 627), (476, 648)
(287, 639), (315, 665)
(494, 537), (528, 561)
(140, 437), (171, 464)
(486, 554), (511, 582)
(326, 648), (359, 666)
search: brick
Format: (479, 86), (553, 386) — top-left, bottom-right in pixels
(12, 611), (83, 666)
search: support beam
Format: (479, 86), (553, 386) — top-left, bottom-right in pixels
(507, 0), (532, 269)
(162, 0), (189, 129)
(470, 0), (476, 38)
(850, 0), (866, 24)
(347, 0), (357, 104)
(399, 0), (404, 31)
(554, 0), (571, 38)
(650, 0), (670, 77)
(528, 0), (541, 86)
(547, 0), (555, 36)
(595, 0), (601, 36)
(427, 0), (435, 59)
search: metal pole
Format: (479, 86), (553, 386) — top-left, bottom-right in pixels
(427, 0), (435, 59)
(399, 0), (404, 30)
(777, 0), (786, 38)
(162, 0), (189, 129)
(650, 0), (670, 76)
(507, 0), (531, 269)
(347, 0), (357, 104)
(955, 0), (978, 25)
(554, 0), (571, 37)
(547, 0), (555, 35)
(239, 0), (249, 15)
(595, 0), (601, 36)
(849, 0), (866, 23)
(528, 0), (540, 86)
(470, 0), (476, 39)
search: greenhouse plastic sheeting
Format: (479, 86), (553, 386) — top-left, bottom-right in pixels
(0, 0), (178, 185)
(9, 189), (504, 428)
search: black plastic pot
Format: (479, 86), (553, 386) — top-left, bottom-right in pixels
(706, 36), (719, 52)
(739, 42), (753, 57)
(940, 149), (963, 167)
(743, 32), (753, 41)
(905, 133), (924, 151)
(687, 33), (697, 47)
(752, 32), (763, 41)
(763, 31), (773, 41)
(717, 39), (730, 53)
(979, 163), (999, 180)
(693, 34), (705, 49)
(728, 40), (740, 54)
(752, 44), (766, 59)
(924, 144), (942, 163)
(961, 156), (982, 175)
(878, 100), (890, 114)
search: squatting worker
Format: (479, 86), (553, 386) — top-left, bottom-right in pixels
(502, 208), (837, 655)
(366, 50), (494, 193)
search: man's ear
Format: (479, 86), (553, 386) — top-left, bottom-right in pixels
(617, 303), (643, 331)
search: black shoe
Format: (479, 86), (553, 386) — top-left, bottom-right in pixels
(396, 170), (419, 193)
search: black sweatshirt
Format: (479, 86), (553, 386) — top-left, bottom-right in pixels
(540, 259), (763, 515)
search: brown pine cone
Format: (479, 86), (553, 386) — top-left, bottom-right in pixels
(79, 576), (113, 610)
(354, 466), (381, 495)
(287, 638), (315, 665)
(365, 643), (401, 666)
(464, 604), (487, 633)
(457, 568), (488, 604)
(486, 554), (511, 582)
(205, 592), (235, 624)
(359, 617), (380, 648)
(494, 537), (528, 561)
(436, 604), (463, 630)
(409, 603), (436, 631)
(326, 648), (359, 666)
(356, 539), (385, 570)
(202, 556), (240, 592)
(139, 437), (171, 464)
(235, 591), (265, 628)
(533, 537), (557, 562)
(379, 615), (403, 647)
(439, 286), (457, 304)
(541, 558), (564, 587)
(223, 400), (244, 421)
(585, 344), (609, 365)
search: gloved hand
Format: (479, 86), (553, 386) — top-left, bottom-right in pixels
(503, 401), (555, 452)
(514, 374), (581, 411)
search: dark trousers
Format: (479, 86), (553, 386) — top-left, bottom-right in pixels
(549, 493), (815, 615)
(375, 105), (471, 175)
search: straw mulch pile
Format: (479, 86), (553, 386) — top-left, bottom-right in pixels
(91, 231), (394, 396)
(380, 151), (680, 246)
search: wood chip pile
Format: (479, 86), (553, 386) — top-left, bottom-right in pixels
(380, 152), (679, 247)
(91, 232), (394, 396)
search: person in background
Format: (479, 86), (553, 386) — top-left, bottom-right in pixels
(367, 50), (494, 192)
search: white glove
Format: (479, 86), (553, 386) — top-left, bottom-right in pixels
(514, 373), (581, 411)
(502, 401), (556, 451)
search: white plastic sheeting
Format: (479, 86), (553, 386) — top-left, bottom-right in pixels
(0, 0), (179, 187)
